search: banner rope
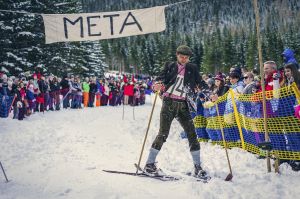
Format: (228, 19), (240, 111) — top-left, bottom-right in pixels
(167, 0), (192, 7)
(0, 0), (192, 15)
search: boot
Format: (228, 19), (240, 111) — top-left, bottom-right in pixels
(194, 164), (207, 178)
(144, 163), (164, 176)
(144, 163), (158, 174)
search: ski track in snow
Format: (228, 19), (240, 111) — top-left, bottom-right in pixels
(0, 96), (299, 199)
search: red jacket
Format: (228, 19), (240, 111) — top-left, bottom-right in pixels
(124, 85), (134, 96)
(257, 71), (283, 95)
(264, 71), (283, 91)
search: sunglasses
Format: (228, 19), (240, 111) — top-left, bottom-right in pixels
(244, 76), (249, 79)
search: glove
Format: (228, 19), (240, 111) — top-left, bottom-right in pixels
(152, 82), (165, 92)
(273, 72), (280, 80)
(198, 92), (206, 100)
(17, 101), (23, 108)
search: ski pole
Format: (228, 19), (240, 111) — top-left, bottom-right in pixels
(136, 91), (159, 174)
(8, 95), (17, 116)
(133, 98), (135, 120)
(0, 161), (9, 183)
(60, 89), (71, 106)
(122, 93), (125, 120)
(215, 104), (233, 181)
(122, 101), (125, 120)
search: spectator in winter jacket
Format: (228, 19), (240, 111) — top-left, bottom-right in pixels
(108, 81), (117, 106)
(69, 75), (76, 107)
(128, 82), (135, 105)
(206, 78), (215, 94)
(26, 84), (36, 115)
(82, 77), (90, 107)
(32, 74), (39, 98)
(242, 72), (256, 94)
(88, 78), (97, 107)
(49, 77), (61, 111)
(282, 48), (298, 69)
(202, 74), (209, 84)
(241, 67), (248, 76)
(133, 84), (140, 106)
(36, 76), (48, 112)
(0, 74), (11, 96)
(13, 84), (25, 120)
(60, 75), (70, 108)
(123, 82), (130, 105)
(71, 77), (82, 109)
(139, 82), (146, 105)
(282, 63), (300, 171)
(100, 79), (109, 106)
(44, 77), (51, 111)
(284, 63), (300, 89)
(263, 61), (282, 92)
(229, 72), (244, 94)
(214, 73), (229, 97)
(11, 78), (20, 118)
(230, 66), (244, 84)
(0, 75), (14, 118)
(114, 81), (122, 106)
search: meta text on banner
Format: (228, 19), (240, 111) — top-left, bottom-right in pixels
(42, 6), (166, 44)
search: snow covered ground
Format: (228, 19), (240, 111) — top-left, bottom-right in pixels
(0, 95), (299, 199)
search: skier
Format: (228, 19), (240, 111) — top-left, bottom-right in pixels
(144, 45), (208, 178)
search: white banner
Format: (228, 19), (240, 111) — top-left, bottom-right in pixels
(42, 6), (166, 44)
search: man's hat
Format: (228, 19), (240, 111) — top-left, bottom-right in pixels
(176, 45), (192, 56)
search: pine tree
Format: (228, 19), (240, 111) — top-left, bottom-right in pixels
(222, 28), (235, 72)
(245, 32), (258, 69)
(81, 41), (108, 77)
(0, 0), (108, 77)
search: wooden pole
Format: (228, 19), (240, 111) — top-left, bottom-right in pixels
(253, 0), (271, 172)
(122, 101), (125, 120)
(0, 161), (9, 183)
(136, 92), (158, 173)
(215, 104), (233, 181)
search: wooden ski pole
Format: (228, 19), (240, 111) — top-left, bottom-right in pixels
(136, 92), (159, 173)
(253, 0), (271, 172)
(215, 104), (233, 181)
(122, 101), (125, 120)
(8, 95), (17, 116)
(0, 161), (9, 183)
(60, 89), (71, 106)
(133, 98), (135, 120)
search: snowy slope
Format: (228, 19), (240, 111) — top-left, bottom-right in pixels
(0, 96), (299, 199)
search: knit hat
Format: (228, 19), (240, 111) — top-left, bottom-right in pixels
(176, 45), (192, 56)
(215, 73), (224, 81)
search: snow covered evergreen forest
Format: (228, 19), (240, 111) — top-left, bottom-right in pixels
(0, 0), (299, 76)
(0, 0), (108, 77)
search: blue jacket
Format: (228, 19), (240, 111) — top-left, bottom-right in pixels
(26, 90), (35, 100)
(282, 48), (298, 68)
(96, 81), (101, 92)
